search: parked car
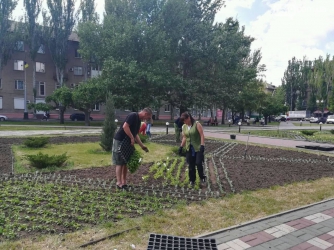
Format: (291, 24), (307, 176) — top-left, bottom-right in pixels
(274, 115), (286, 122)
(0, 115), (8, 121)
(317, 117), (327, 124)
(309, 117), (318, 123)
(327, 115), (334, 124)
(70, 113), (93, 121)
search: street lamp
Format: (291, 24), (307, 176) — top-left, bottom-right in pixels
(115, 119), (118, 128)
(166, 122), (169, 134)
(319, 122), (323, 131)
(316, 99), (324, 117)
(228, 119), (231, 127)
(300, 120), (302, 126)
(238, 121), (241, 133)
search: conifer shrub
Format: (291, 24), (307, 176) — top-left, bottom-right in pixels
(25, 152), (69, 169)
(100, 93), (117, 152)
(23, 137), (49, 148)
(300, 130), (317, 136)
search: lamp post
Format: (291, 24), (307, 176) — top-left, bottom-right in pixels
(238, 121), (241, 133)
(319, 122), (323, 131)
(300, 120), (302, 126)
(23, 51), (28, 119)
(316, 99), (324, 117)
(115, 119), (118, 129)
(166, 122), (169, 134)
(228, 119), (231, 127)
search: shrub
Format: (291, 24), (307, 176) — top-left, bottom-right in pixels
(171, 146), (186, 157)
(330, 130), (334, 134)
(127, 150), (142, 174)
(23, 137), (49, 148)
(26, 152), (69, 169)
(300, 130), (317, 136)
(138, 133), (148, 143)
(100, 93), (117, 152)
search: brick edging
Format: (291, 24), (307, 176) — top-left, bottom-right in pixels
(196, 197), (334, 239)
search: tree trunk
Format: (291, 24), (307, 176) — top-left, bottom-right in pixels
(33, 63), (37, 118)
(221, 108), (225, 124)
(84, 110), (90, 126)
(59, 107), (66, 124)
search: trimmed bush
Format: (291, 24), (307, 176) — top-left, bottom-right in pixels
(26, 152), (69, 169)
(127, 150), (142, 173)
(23, 137), (49, 148)
(171, 146), (186, 157)
(330, 130), (334, 134)
(300, 130), (317, 136)
(138, 133), (148, 143)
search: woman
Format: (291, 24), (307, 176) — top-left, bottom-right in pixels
(178, 112), (206, 186)
(146, 117), (153, 139)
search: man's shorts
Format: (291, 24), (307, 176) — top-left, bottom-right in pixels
(112, 139), (127, 165)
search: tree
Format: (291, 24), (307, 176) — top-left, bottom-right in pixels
(71, 77), (106, 126)
(43, 0), (77, 123)
(24, 0), (43, 117)
(0, 0), (19, 80)
(100, 92), (116, 152)
(45, 86), (73, 123)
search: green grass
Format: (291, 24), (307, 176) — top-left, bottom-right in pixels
(0, 120), (104, 127)
(13, 142), (174, 174)
(241, 129), (334, 143)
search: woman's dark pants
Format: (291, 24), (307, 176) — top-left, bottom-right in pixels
(186, 151), (205, 183)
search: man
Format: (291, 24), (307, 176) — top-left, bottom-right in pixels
(174, 117), (184, 143)
(112, 108), (152, 190)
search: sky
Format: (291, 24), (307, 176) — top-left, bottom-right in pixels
(12, 0), (334, 86)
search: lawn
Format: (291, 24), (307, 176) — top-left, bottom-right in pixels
(13, 141), (173, 174)
(241, 129), (334, 143)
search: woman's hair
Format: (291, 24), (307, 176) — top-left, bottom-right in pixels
(180, 112), (195, 125)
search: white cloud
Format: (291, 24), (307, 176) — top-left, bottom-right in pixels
(248, 0), (334, 85)
(215, 0), (256, 23)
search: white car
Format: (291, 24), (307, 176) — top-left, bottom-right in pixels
(327, 115), (334, 124)
(0, 115), (8, 121)
(309, 117), (318, 123)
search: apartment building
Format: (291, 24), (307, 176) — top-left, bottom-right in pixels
(0, 33), (106, 119)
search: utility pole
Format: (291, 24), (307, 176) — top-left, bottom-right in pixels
(24, 51), (29, 119)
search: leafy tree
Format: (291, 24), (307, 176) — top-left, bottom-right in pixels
(71, 77), (106, 126)
(100, 92), (116, 152)
(0, 0), (19, 79)
(43, 0), (77, 87)
(42, 0), (77, 123)
(45, 86), (73, 123)
(24, 0), (43, 117)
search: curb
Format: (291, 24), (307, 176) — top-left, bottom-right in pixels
(196, 197), (334, 239)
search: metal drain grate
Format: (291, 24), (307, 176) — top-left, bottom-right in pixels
(147, 233), (218, 250)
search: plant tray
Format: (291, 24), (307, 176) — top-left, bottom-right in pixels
(147, 233), (218, 250)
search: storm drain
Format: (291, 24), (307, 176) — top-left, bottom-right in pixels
(147, 233), (218, 250)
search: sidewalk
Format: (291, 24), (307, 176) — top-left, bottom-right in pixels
(205, 131), (334, 153)
(199, 198), (334, 250)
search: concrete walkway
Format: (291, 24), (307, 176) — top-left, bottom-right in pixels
(199, 198), (334, 250)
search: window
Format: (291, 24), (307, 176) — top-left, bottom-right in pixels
(165, 104), (171, 112)
(15, 41), (24, 51)
(37, 44), (45, 54)
(55, 82), (61, 89)
(0, 79), (2, 89)
(14, 97), (24, 109)
(36, 62), (45, 73)
(93, 103), (100, 111)
(74, 49), (82, 58)
(0, 97), (2, 109)
(38, 82), (45, 96)
(73, 66), (83, 76)
(14, 60), (24, 71)
(15, 80), (24, 90)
